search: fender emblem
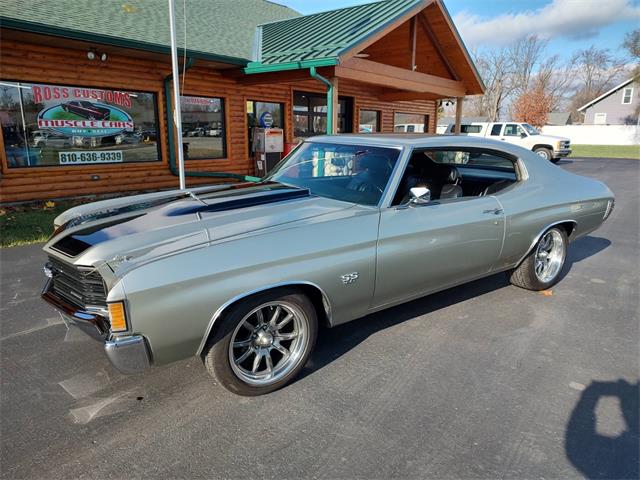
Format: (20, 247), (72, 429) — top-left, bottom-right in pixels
(340, 272), (359, 285)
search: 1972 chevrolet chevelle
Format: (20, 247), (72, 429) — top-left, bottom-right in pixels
(41, 135), (614, 395)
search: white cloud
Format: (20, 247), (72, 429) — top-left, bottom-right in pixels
(454, 0), (640, 48)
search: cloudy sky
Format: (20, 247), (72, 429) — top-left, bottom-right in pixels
(274, 0), (640, 59)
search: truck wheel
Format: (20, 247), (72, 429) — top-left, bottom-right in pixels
(203, 289), (318, 396)
(550, 157), (561, 164)
(534, 147), (553, 161)
(508, 226), (568, 291)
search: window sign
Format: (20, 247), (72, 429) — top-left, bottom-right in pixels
(180, 95), (226, 159)
(0, 81), (160, 168)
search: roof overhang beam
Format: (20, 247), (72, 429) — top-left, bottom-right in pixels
(334, 57), (465, 98)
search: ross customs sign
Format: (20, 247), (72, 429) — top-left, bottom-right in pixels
(33, 84), (135, 138)
(37, 102), (134, 138)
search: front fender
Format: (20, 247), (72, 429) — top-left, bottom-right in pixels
(120, 208), (380, 365)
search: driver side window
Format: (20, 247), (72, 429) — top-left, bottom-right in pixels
(504, 124), (525, 137)
(392, 148), (518, 206)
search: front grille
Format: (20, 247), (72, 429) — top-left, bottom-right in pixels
(48, 256), (107, 310)
(560, 141), (571, 148)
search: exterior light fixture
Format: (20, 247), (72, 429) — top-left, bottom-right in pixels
(100, 52), (108, 62)
(87, 49), (96, 60)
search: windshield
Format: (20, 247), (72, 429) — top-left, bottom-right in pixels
(521, 123), (540, 135)
(266, 142), (401, 206)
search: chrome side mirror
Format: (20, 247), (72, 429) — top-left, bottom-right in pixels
(409, 186), (431, 205)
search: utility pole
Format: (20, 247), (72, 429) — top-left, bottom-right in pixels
(168, 0), (186, 190)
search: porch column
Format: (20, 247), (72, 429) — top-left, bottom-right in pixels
(331, 77), (339, 134)
(454, 96), (463, 135)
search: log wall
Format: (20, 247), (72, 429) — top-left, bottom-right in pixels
(0, 34), (436, 203)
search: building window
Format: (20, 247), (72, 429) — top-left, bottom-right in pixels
(359, 110), (380, 133)
(393, 112), (429, 133)
(593, 113), (607, 125)
(293, 91), (352, 138)
(1, 81), (160, 168)
(180, 95), (225, 160)
(622, 87), (633, 105)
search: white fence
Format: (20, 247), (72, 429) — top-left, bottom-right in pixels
(541, 125), (639, 146)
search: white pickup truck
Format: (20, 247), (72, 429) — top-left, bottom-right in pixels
(445, 122), (571, 162)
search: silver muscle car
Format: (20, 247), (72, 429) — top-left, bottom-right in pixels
(41, 135), (615, 395)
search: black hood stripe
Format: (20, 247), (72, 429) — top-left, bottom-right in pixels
(166, 188), (311, 216)
(50, 187), (311, 257)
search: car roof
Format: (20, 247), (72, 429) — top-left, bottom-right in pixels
(305, 133), (535, 161)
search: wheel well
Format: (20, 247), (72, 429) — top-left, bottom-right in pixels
(199, 283), (332, 355)
(555, 221), (577, 239)
(532, 144), (553, 151)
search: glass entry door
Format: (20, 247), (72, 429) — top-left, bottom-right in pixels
(293, 91), (352, 138)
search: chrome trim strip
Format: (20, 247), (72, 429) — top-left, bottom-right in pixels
(515, 219), (577, 267)
(104, 335), (150, 375)
(196, 281), (333, 356)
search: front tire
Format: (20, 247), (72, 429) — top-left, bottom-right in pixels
(509, 227), (568, 290)
(534, 147), (553, 161)
(203, 289), (318, 396)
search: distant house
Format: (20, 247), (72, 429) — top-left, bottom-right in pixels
(546, 112), (572, 126)
(578, 77), (639, 125)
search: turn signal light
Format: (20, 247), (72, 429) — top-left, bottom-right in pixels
(108, 301), (128, 332)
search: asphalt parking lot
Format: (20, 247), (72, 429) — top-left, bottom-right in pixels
(1, 156), (638, 479)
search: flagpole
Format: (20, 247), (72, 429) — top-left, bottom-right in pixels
(168, 0), (186, 190)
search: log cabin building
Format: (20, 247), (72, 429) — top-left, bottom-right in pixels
(0, 0), (483, 203)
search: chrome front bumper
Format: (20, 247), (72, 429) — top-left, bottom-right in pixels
(41, 281), (150, 375)
(554, 148), (572, 157)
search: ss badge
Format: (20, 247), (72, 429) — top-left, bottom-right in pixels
(340, 272), (359, 285)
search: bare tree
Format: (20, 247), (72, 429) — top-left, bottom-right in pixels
(508, 36), (549, 96)
(469, 48), (515, 121)
(568, 46), (628, 119)
(533, 54), (575, 111)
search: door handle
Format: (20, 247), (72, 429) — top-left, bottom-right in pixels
(482, 208), (503, 215)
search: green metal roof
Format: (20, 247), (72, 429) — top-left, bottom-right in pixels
(247, 0), (424, 71)
(0, 0), (299, 64)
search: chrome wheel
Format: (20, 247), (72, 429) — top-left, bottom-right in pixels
(535, 148), (551, 160)
(535, 229), (565, 283)
(228, 301), (308, 386)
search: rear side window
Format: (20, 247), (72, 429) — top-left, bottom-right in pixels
(490, 124), (502, 136)
(460, 125), (482, 133)
(504, 124), (520, 136)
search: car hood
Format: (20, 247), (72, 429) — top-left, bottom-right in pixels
(44, 183), (355, 275)
(535, 134), (570, 142)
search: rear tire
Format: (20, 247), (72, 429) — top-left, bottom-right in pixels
(203, 289), (317, 396)
(509, 227), (568, 290)
(534, 147), (553, 161)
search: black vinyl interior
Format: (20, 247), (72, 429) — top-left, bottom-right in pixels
(393, 152), (517, 205)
